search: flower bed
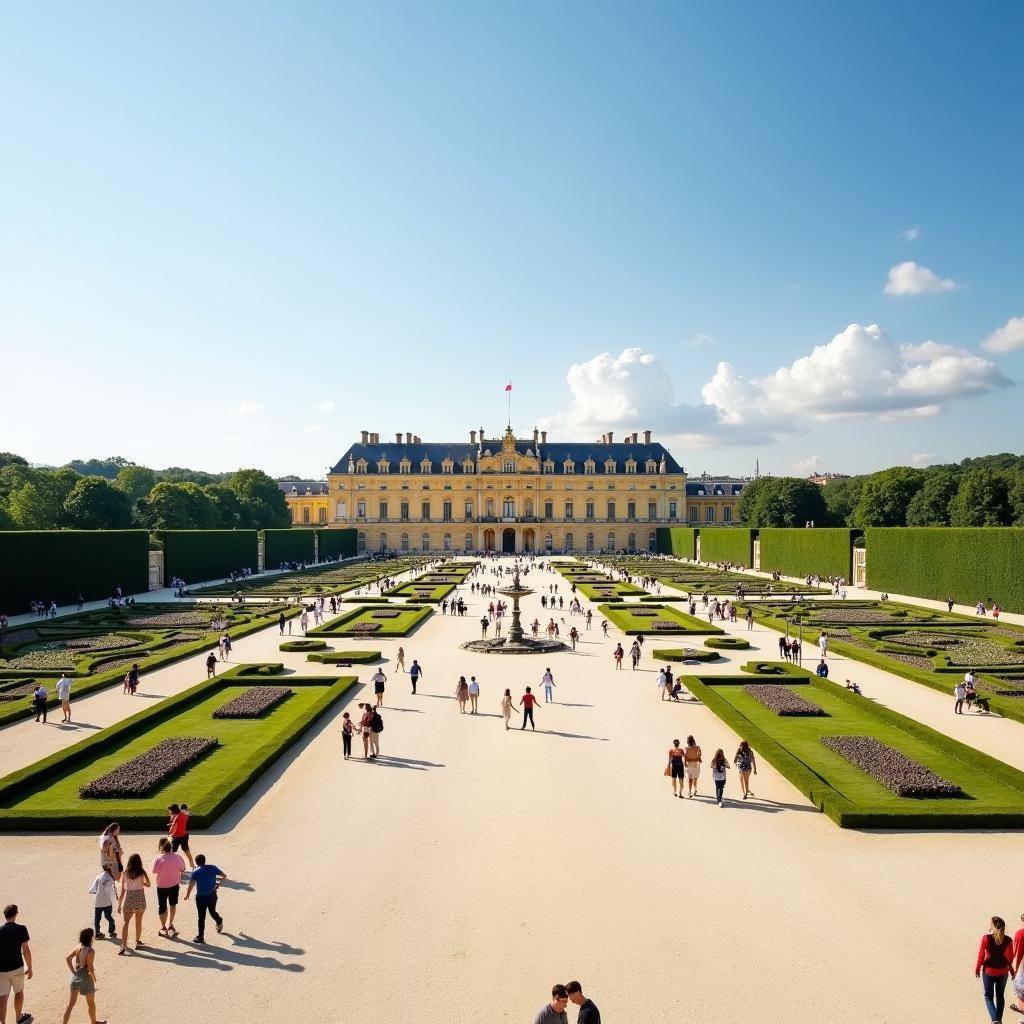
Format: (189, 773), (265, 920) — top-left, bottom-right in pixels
(743, 684), (825, 716)
(349, 622), (382, 633)
(820, 736), (961, 797)
(212, 686), (292, 719)
(0, 684), (36, 702)
(371, 609), (403, 619)
(0, 629), (40, 647)
(4, 650), (77, 671)
(80, 737), (219, 798)
(651, 647), (719, 662)
(126, 611), (214, 628)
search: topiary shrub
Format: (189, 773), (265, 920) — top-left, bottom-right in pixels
(279, 640), (328, 652)
(704, 636), (751, 650)
(306, 650), (382, 665)
(651, 647), (720, 662)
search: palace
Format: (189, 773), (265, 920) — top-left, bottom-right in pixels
(279, 426), (745, 554)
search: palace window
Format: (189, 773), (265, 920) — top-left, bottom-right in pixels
(648, 501), (657, 519)
(355, 459), (367, 473)
(443, 533), (452, 551)
(400, 459), (411, 474)
(604, 459), (616, 474)
(627, 532), (636, 551)
(543, 460), (555, 474)
(584, 459), (595, 475)
(336, 500), (347, 519)
(706, 506), (715, 523)
(544, 500), (553, 518)
(648, 531), (656, 550)
(668, 501), (677, 519)
(379, 533), (387, 550)
(565, 501), (574, 519)
(689, 505), (699, 523)
(586, 532), (595, 552)
(563, 460), (575, 474)
(379, 501), (388, 519)
(607, 531), (615, 551)
(377, 459), (390, 474)
(357, 501), (366, 518)
(302, 508), (310, 524)
(443, 501), (453, 522)
(503, 459), (515, 473)
(585, 501), (595, 520)
(724, 506), (732, 523)
(464, 533), (473, 552)
(625, 459), (637, 474)
(401, 532), (410, 551)
(463, 458), (475, 473)
(645, 459), (657, 474)
(400, 501), (409, 521)
(464, 501), (473, 519)
(442, 458), (454, 474)
(421, 501), (431, 520)
(544, 532), (553, 549)
(420, 459), (432, 473)
(357, 531), (366, 552)
(421, 533), (430, 552)
(627, 501), (636, 519)
(564, 532), (574, 551)
(607, 501), (616, 520)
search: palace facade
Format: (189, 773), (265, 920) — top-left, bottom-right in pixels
(279, 426), (745, 553)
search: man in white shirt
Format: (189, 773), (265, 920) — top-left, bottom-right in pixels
(953, 681), (967, 715)
(818, 633), (828, 657)
(657, 667), (669, 701)
(541, 668), (556, 704)
(468, 676), (480, 714)
(55, 674), (73, 723)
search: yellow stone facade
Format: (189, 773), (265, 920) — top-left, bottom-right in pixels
(280, 427), (744, 553)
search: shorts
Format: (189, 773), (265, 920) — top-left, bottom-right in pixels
(685, 763), (701, 780)
(670, 761), (685, 779)
(171, 834), (190, 853)
(0, 968), (26, 997)
(157, 884), (180, 915)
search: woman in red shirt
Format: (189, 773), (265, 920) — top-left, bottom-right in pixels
(975, 915), (1016, 1023)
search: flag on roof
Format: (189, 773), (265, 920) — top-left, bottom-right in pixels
(504, 382), (512, 392)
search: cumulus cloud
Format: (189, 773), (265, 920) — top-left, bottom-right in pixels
(236, 401), (263, 416)
(793, 455), (821, 475)
(687, 333), (715, 347)
(982, 316), (1024, 353)
(910, 452), (934, 467)
(542, 325), (1010, 448)
(901, 226), (920, 241)
(315, 400), (336, 413)
(884, 261), (957, 295)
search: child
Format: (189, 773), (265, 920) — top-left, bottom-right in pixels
(341, 712), (354, 759)
(711, 749), (730, 807)
(88, 866), (118, 938)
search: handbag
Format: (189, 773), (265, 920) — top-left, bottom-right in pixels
(663, 765), (671, 777)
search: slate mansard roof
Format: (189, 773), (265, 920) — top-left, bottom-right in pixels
(328, 439), (685, 475)
(278, 479), (330, 495)
(685, 479), (746, 497)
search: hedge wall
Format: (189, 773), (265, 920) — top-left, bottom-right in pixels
(656, 527), (696, 559)
(866, 528), (1024, 613)
(0, 530), (149, 610)
(263, 528), (316, 567)
(157, 530), (259, 586)
(758, 528), (856, 580)
(699, 528), (754, 566)
(317, 528), (357, 559)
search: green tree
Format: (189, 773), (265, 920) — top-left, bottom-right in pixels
(821, 476), (864, 526)
(0, 452), (29, 471)
(736, 476), (827, 528)
(180, 482), (221, 528)
(64, 456), (133, 480)
(228, 469), (290, 528)
(204, 483), (246, 528)
(5, 468), (80, 529)
(1008, 470), (1024, 526)
(852, 467), (926, 527)
(114, 465), (157, 505)
(0, 462), (36, 502)
(7, 483), (53, 529)
(156, 467), (228, 486)
(63, 476), (133, 528)
(905, 470), (960, 526)
(948, 468), (1011, 526)
(133, 481), (197, 529)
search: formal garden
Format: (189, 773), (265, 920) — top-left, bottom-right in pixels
(0, 665), (356, 829)
(686, 666), (1024, 828)
(598, 602), (724, 635)
(0, 603), (298, 726)
(381, 562), (476, 602)
(307, 604), (433, 638)
(600, 555), (824, 597)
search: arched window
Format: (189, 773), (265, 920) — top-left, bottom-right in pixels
(628, 532), (636, 551)
(464, 532), (473, 552)
(504, 459), (515, 473)
(564, 532), (574, 551)
(357, 531), (366, 552)
(421, 533), (430, 552)
(378, 533), (388, 551)
(544, 532), (553, 550)
(607, 531), (615, 551)
(586, 532), (595, 552)
(443, 533), (452, 551)
(648, 531), (656, 551)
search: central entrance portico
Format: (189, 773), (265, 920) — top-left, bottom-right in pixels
(501, 527), (516, 553)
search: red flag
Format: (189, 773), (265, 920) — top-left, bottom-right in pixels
(504, 382), (512, 392)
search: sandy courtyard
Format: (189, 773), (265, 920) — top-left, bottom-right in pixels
(2, 559), (1019, 1024)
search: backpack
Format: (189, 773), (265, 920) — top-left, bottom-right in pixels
(371, 712), (383, 733)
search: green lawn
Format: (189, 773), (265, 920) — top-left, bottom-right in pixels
(574, 580), (648, 600)
(307, 604), (432, 638)
(0, 668), (356, 830)
(382, 583), (457, 602)
(599, 602), (724, 636)
(687, 672), (1024, 828)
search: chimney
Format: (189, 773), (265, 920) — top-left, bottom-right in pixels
(396, 432), (402, 444)
(414, 435), (421, 444)
(632, 432), (638, 443)
(644, 429), (652, 444)
(470, 430), (477, 444)
(607, 431), (614, 444)
(406, 432), (412, 444)
(533, 427), (539, 444)
(372, 433), (380, 444)
(360, 430), (369, 444)
(541, 430), (547, 443)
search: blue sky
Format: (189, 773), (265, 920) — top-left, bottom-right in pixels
(2, 1), (1021, 478)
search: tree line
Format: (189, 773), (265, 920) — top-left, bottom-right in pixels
(0, 454), (290, 531)
(736, 452), (1024, 528)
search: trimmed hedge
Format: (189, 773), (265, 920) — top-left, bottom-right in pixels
(157, 530), (259, 586)
(656, 527), (697, 559)
(279, 639), (328, 652)
(866, 527), (1024, 614)
(704, 636), (751, 650)
(699, 528), (754, 567)
(0, 531), (149, 610)
(758, 528), (857, 581)
(306, 650), (382, 664)
(317, 528), (358, 560)
(651, 647), (720, 662)
(263, 528), (316, 567)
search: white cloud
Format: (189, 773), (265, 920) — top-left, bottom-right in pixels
(542, 325), (1010, 448)
(315, 400), (336, 413)
(687, 333), (715, 347)
(901, 226), (920, 241)
(793, 455), (821, 476)
(236, 401), (263, 416)
(910, 452), (934, 467)
(304, 425), (324, 436)
(982, 316), (1024, 353)
(884, 261), (957, 295)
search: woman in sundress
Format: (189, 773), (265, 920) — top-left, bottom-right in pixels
(455, 676), (470, 714)
(116, 853), (150, 954)
(734, 740), (758, 799)
(500, 689), (514, 730)
(683, 736), (702, 798)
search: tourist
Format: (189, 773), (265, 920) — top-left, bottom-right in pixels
(568, 625), (579, 650)
(566, 980), (600, 1023)
(734, 741), (757, 798)
(816, 659), (829, 679)
(947, 596), (955, 613)
(369, 705), (383, 757)
(601, 619), (609, 637)
(657, 666), (669, 701)
(541, 668), (556, 703)
(519, 686), (539, 730)
(116, 853), (150, 954)
(975, 915), (1015, 1023)
(183, 854), (226, 944)
(993, 604), (1001, 621)
(278, 611), (286, 635)
(220, 632), (232, 660)
(396, 647), (406, 672)
(778, 636), (786, 660)
(710, 748), (729, 806)
(359, 703), (374, 758)
(341, 712), (354, 759)
(500, 689), (514, 730)
(124, 663), (140, 695)
(976, 600), (987, 616)
(0, 904), (32, 1024)
(32, 681), (48, 723)
(954, 679), (967, 715)
(468, 676), (480, 714)
(532, 984), (570, 1023)
(55, 672), (73, 723)
(480, 616), (489, 639)
(667, 738), (685, 797)
(167, 803), (194, 868)
(455, 676), (469, 713)
(1010, 912), (1024, 1014)
(206, 651), (217, 678)
(746, 607), (754, 630)
(630, 639), (641, 670)
(409, 659), (422, 694)
(87, 865), (117, 940)
(371, 667), (387, 708)
(845, 679), (862, 695)
(613, 644), (624, 670)
(153, 839), (186, 938)
(683, 735), (702, 796)
(818, 633), (828, 657)
(61, 927), (102, 1024)
(99, 823), (123, 882)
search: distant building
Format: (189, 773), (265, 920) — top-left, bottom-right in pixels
(808, 472), (851, 486)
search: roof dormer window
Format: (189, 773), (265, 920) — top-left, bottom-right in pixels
(543, 459), (555, 474)
(377, 459), (390, 474)
(356, 458), (368, 474)
(463, 458), (475, 473)
(604, 458), (616, 474)
(625, 459), (637, 474)
(645, 459), (657, 474)
(442, 458), (454, 474)
(583, 459), (595, 475)
(563, 459), (575, 474)
(399, 458), (411, 474)
(420, 459), (432, 474)
(503, 459), (515, 473)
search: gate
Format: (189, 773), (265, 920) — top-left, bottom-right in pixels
(854, 547), (866, 588)
(148, 550), (164, 591)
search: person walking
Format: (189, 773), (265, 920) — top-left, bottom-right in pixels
(153, 839), (186, 938)
(657, 666), (669, 700)
(468, 676), (480, 714)
(0, 904), (32, 1024)
(500, 689), (514, 730)
(99, 823), (122, 882)
(734, 741), (757, 799)
(88, 866), (118, 940)
(745, 607), (754, 630)
(56, 672), (73, 723)
(125, 663), (140, 695)
(532, 984), (570, 1023)
(541, 668), (556, 704)
(667, 739), (686, 797)
(167, 803), (194, 868)
(358, 703), (374, 759)
(519, 687), (538, 730)
(816, 658), (829, 679)
(32, 681), (48, 723)
(947, 596), (955, 613)
(568, 626), (579, 650)
(630, 639), (641, 670)
(480, 616), (489, 639)
(368, 705), (383, 758)
(341, 712), (354, 759)
(613, 644), (624, 670)
(954, 680), (967, 715)
(116, 853), (150, 954)
(278, 611), (286, 635)
(408, 659), (422, 694)
(396, 647), (406, 672)
(184, 854), (226, 944)
(371, 667), (387, 708)
(710, 748), (729, 806)
(221, 633), (232, 661)
(455, 676), (469, 713)
(1010, 912), (1024, 1015)
(206, 651), (217, 678)
(818, 632), (828, 658)
(61, 927), (103, 1024)
(683, 735), (702, 796)
(566, 980), (600, 1024)
(975, 915), (1015, 1023)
